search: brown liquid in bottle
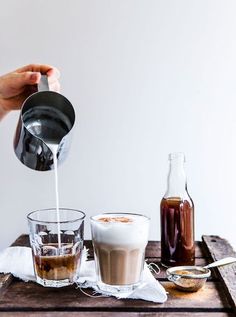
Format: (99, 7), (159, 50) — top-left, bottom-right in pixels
(161, 196), (195, 266)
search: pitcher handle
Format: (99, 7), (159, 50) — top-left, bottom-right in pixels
(38, 75), (49, 92)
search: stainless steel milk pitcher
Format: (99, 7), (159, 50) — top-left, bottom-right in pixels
(14, 76), (75, 171)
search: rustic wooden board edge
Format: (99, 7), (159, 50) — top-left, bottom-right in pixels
(202, 235), (236, 313)
(0, 313), (234, 317)
(0, 281), (230, 312)
(0, 274), (13, 293)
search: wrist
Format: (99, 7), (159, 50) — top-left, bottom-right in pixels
(0, 97), (9, 121)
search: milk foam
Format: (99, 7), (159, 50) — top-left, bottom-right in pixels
(91, 214), (149, 246)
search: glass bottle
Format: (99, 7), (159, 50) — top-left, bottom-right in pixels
(160, 152), (195, 266)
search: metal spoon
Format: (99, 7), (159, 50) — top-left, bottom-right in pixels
(204, 257), (236, 269)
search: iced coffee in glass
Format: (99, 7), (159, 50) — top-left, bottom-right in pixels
(90, 212), (150, 294)
(27, 208), (85, 287)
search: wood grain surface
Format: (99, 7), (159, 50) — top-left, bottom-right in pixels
(0, 235), (235, 317)
(0, 313), (234, 317)
(202, 235), (236, 313)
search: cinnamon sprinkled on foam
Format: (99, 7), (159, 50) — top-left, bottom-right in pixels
(98, 216), (133, 223)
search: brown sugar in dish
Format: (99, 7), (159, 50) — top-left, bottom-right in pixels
(174, 270), (192, 276)
(98, 216), (133, 223)
(174, 269), (204, 276)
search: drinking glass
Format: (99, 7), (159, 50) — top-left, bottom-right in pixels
(27, 208), (85, 287)
(90, 212), (150, 294)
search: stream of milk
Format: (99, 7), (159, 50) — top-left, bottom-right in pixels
(48, 143), (61, 249)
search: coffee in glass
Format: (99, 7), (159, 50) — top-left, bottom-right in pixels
(91, 212), (149, 294)
(27, 208), (85, 287)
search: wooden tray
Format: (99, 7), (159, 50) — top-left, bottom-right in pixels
(0, 235), (236, 316)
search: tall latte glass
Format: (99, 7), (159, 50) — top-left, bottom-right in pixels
(27, 208), (85, 288)
(90, 213), (150, 294)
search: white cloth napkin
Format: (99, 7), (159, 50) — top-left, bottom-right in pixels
(0, 247), (35, 281)
(0, 246), (167, 303)
(78, 260), (167, 302)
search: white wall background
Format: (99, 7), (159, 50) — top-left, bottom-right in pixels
(0, 0), (236, 250)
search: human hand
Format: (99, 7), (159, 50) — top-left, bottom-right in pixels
(0, 64), (60, 120)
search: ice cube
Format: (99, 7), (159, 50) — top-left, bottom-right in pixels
(41, 245), (58, 256)
(60, 243), (73, 255)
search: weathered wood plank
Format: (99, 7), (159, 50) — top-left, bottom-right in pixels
(0, 235), (217, 293)
(0, 281), (231, 312)
(0, 313), (234, 317)
(162, 281), (231, 311)
(202, 235), (236, 313)
(10, 234), (30, 247)
(0, 235), (233, 315)
(144, 240), (206, 259)
(0, 274), (12, 292)
(11, 234), (205, 258)
(79, 240), (206, 258)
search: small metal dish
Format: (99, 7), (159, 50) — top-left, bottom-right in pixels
(166, 266), (211, 292)
(166, 257), (236, 292)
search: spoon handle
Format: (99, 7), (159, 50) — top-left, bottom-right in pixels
(204, 257), (236, 269)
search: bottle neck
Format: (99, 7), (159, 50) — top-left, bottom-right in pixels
(164, 153), (188, 198)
